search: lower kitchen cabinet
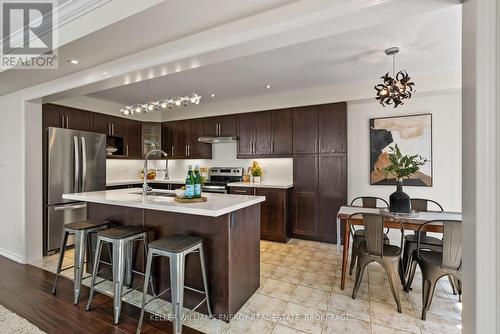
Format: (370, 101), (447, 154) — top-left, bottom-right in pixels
(292, 154), (319, 239)
(229, 186), (291, 242)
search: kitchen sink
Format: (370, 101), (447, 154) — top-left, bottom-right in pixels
(129, 191), (176, 198)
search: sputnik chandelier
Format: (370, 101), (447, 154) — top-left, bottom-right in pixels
(120, 93), (201, 116)
(374, 47), (415, 108)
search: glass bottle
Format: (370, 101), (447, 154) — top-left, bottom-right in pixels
(185, 165), (195, 199)
(194, 165), (201, 198)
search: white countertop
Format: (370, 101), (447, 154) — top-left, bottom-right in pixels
(63, 188), (265, 217)
(227, 182), (293, 189)
(107, 178), (185, 186)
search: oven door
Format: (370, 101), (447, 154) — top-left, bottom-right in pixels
(202, 185), (227, 194)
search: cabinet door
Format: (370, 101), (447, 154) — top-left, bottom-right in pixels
(92, 113), (110, 135)
(162, 122), (173, 157)
(61, 107), (91, 131)
(125, 119), (142, 158)
(293, 106), (318, 154)
(256, 188), (287, 242)
(219, 115), (236, 136)
(318, 154), (347, 243)
(319, 102), (347, 153)
(292, 154), (318, 238)
(172, 120), (189, 158)
(272, 108), (293, 156)
(109, 116), (125, 137)
(143, 122), (162, 157)
(42, 104), (62, 128)
(237, 113), (255, 157)
(253, 111), (272, 156)
(203, 117), (219, 136)
(189, 119), (211, 158)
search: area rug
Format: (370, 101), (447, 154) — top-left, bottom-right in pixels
(0, 305), (46, 334)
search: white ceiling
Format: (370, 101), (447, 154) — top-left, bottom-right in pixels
(86, 6), (461, 107)
(0, 0), (297, 96)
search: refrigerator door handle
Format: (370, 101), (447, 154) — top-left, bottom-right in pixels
(54, 203), (87, 211)
(81, 136), (87, 192)
(73, 136), (80, 192)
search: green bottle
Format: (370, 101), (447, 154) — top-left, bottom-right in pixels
(185, 165), (195, 199)
(194, 165), (201, 198)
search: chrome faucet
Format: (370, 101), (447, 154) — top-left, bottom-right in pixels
(143, 149), (168, 196)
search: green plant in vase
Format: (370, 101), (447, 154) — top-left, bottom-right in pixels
(251, 161), (263, 183)
(377, 144), (429, 212)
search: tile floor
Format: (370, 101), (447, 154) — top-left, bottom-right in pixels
(33, 239), (462, 334)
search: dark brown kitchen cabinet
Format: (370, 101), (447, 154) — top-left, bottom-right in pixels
(318, 153), (347, 243)
(293, 106), (318, 154)
(255, 187), (291, 242)
(271, 108), (293, 156)
(42, 104), (91, 131)
(236, 113), (255, 157)
(318, 102), (347, 154)
(189, 118), (211, 158)
(142, 122), (162, 158)
(237, 111), (272, 158)
(229, 186), (291, 242)
(163, 119), (211, 159)
(204, 115), (236, 136)
(292, 154), (319, 238)
(92, 113), (124, 137)
(124, 119), (142, 158)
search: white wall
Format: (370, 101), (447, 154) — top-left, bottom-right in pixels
(347, 91), (462, 212)
(107, 143), (294, 183)
(54, 95), (162, 122)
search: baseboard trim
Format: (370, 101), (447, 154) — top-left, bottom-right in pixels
(0, 248), (25, 264)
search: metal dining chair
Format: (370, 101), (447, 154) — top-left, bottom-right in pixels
(406, 220), (462, 320)
(402, 199), (458, 296)
(349, 197), (390, 275)
(350, 212), (405, 313)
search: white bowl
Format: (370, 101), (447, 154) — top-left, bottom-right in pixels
(175, 188), (185, 198)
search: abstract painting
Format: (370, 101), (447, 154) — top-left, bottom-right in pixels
(370, 114), (432, 186)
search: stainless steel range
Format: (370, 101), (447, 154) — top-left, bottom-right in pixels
(202, 167), (244, 193)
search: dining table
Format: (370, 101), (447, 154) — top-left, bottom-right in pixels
(336, 206), (462, 290)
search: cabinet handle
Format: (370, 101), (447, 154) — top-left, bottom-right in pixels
(271, 140), (274, 154)
(233, 189), (249, 194)
(126, 145), (129, 156)
(185, 145), (188, 156)
(61, 115), (65, 128)
(215, 123), (219, 136)
(108, 123), (111, 135)
(218, 123), (221, 135)
(188, 145), (190, 156)
(171, 146), (174, 156)
(66, 116), (69, 129)
(112, 123), (115, 135)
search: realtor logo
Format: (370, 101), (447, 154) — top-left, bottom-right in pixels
(1, 0), (58, 70)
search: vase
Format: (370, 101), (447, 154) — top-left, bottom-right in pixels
(389, 179), (411, 213)
(253, 176), (261, 183)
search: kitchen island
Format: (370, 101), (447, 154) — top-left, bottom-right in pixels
(63, 188), (265, 320)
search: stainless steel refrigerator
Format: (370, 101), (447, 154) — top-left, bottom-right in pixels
(44, 127), (106, 254)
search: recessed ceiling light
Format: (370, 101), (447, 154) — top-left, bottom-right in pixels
(265, 84), (272, 89)
(66, 58), (80, 65)
(210, 93), (216, 97)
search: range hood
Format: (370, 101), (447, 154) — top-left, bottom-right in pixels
(198, 136), (239, 144)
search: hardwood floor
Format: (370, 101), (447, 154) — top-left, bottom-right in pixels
(0, 256), (202, 334)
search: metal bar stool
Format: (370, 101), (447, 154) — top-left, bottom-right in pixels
(136, 234), (212, 334)
(51, 220), (110, 304)
(86, 225), (155, 324)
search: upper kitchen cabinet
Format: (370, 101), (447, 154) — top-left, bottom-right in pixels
(124, 119), (142, 159)
(42, 104), (91, 131)
(189, 118), (212, 158)
(142, 122), (162, 158)
(293, 106), (318, 154)
(271, 108), (293, 156)
(163, 119), (211, 159)
(204, 115), (236, 137)
(92, 113), (125, 137)
(237, 111), (272, 158)
(318, 102), (347, 153)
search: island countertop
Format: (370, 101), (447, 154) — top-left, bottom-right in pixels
(63, 188), (265, 217)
